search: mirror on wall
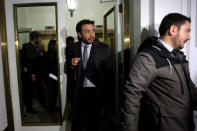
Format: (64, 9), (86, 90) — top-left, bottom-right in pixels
(104, 7), (115, 53)
(103, 6), (116, 117)
(14, 3), (62, 125)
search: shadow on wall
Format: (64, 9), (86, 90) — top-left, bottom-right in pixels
(130, 25), (159, 60)
(141, 24), (159, 42)
(141, 27), (151, 42)
(59, 27), (68, 131)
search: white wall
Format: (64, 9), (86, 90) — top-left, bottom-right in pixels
(65, 0), (114, 40)
(5, 0), (66, 131)
(0, 32), (8, 131)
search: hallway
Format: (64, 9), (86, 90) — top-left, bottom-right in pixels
(1, 0), (197, 131)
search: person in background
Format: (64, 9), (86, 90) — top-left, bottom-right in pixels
(64, 36), (75, 74)
(36, 42), (47, 107)
(66, 36), (75, 45)
(46, 40), (59, 112)
(64, 36), (75, 119)
(121, 13), (197, 131)
(20, 31), (41, 114)
(66, 19), (115, 131)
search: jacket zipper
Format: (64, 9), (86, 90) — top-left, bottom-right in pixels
(172, 64), (184, 94)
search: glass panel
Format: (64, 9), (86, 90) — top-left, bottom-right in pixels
(103, 6), (116, 116)
(106, 10), (115, 53)
(14, 3), (62, 125)
(104, 7), (115, 54)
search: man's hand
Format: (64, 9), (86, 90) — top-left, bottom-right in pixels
(24, 67), (28, 73)
(31, 75), (37, 82)
(72, 58), (80, 66)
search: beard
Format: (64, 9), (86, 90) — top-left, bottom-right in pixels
(172, 35), (184, 50)
(81, 37), (95, 44)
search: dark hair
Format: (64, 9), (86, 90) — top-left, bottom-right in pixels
(48, 40), (56, 52)
(30, 31), (41, 41)
(66, 36), (74, 44)
(76, 19), (95, 34)
(159, 13), (191, 37)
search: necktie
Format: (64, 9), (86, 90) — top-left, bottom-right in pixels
(83, 45), (88, 68)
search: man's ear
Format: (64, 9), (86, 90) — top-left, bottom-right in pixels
(168, 25), (178, 36)
(77, 32), (82, 38)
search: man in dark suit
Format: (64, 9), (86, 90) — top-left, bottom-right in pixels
(20, 31), (41, 114)
(66, 19), (114, 131)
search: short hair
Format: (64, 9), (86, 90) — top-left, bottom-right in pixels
(76, 19), (95, 34)
(66, 36), (74, 44)
(159, 13), (191, 37)
(30, 31), (41, 41)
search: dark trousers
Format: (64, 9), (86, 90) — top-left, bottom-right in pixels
(47, 78), (58, 110)
(23, 77), (33, 111)
(23, 75), (43, 111)
(71, 87), (101, 131)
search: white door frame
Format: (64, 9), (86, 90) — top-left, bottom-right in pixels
(5, 0), (66, 131)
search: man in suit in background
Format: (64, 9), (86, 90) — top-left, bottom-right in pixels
(64, 36), (75, 85)
(66, 19), (115, 131)
(20, 31), (41, 114)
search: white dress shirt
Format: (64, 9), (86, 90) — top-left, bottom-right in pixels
(158, 39), (173, 52)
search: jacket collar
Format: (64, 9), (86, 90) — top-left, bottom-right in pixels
(152, 37), (187, 62)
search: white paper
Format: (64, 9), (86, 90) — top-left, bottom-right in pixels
(49, 73), (58, 81)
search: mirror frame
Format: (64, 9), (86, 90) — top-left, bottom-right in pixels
(123, 0), (130, 49)
(13, 2), (62, 126)
(104, 6), (115, 44)
(0, 0), (15, 130)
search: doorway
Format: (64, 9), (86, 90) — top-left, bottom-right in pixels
(65, 0), (117, 130)
(2, 0), (126, 130)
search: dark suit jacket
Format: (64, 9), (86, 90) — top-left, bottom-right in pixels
(20, 42), (41, 79)
(66, 40), (115, 114)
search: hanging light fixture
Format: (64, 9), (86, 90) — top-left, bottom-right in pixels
(67, 0), (76, 17)
(100, 0), (113, 3)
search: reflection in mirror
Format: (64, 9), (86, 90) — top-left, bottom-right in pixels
(103, 6), (116, 116)
(104, 7), (115, 53)
(14, 3), (62, 125)
(124, 0), (130, 49)
(123, 0), (130, 80)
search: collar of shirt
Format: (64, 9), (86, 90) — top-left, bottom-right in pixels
(81, 42), (92, 58)
(81, 42), (92, 51)
(158, 39), (173, 52)
(81, 42), (92, 47)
